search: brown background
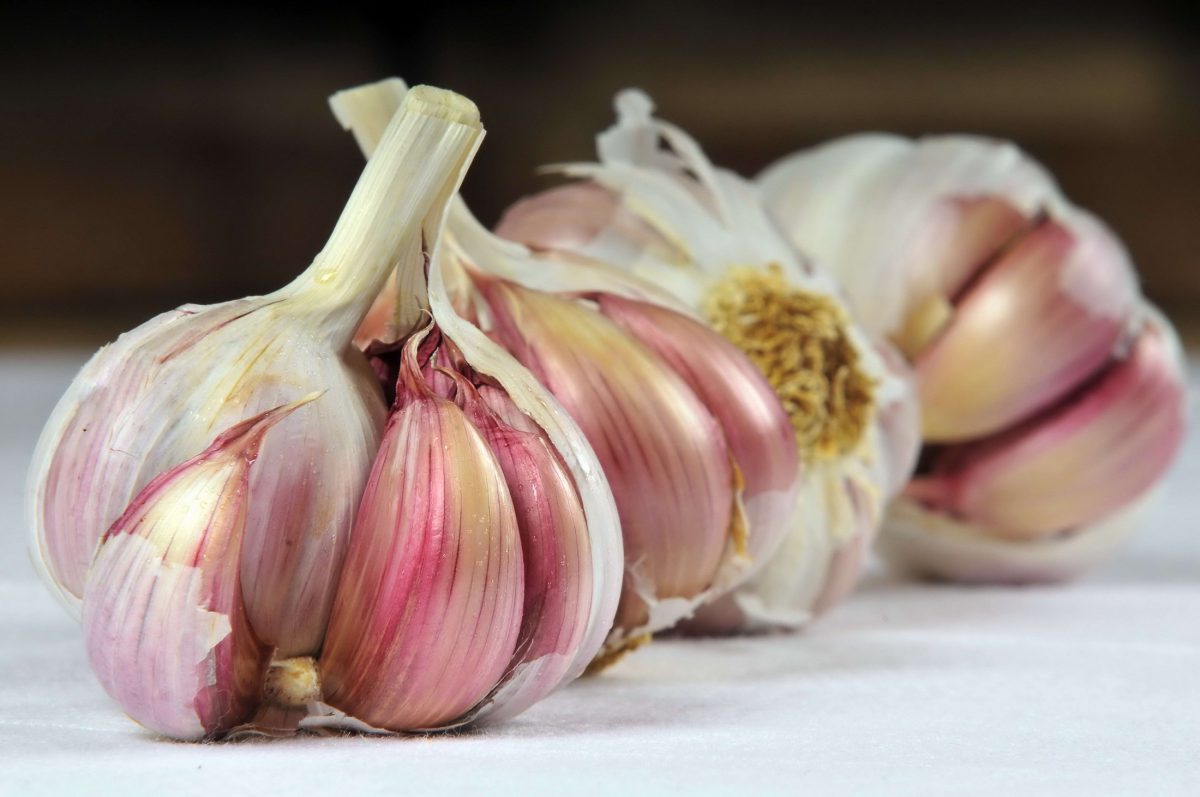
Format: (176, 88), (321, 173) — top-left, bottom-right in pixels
(2, 1), (1197, 345)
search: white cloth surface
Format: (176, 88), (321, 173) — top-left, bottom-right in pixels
(0, 349), (1197, 796)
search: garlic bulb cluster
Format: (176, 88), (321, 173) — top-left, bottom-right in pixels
(29, 85), (624, 739)
(494, 91), (920, 633)
(759, 135), (1188, 583)
(34, 70), (1180, 744)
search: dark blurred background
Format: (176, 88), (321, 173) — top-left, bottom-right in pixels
(2, 1), (1197, 345)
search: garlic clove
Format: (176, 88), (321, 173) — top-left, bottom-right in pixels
(495, 181), (680, 269)
(82, 396), (316, 741)
(477, 276), (735, 640)
(318, 336), (525, 732)
(907, 306), (1187, 541)
(446, 372), (593, 722)
(28, 305), (212, 611)
(28, 87), (483, 659)
(915, 212), (1138, 443)
(880, 491), (1155, 585)
(428, 252), (625, 700)
(590, 292), (800, 572)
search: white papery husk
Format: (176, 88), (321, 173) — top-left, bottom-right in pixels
(878, 493), (1155, 585)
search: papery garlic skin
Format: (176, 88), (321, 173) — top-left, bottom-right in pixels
(83, 398), (313, 741)
(30, 249), (385, 658)
(29, 87), (483, 657)
(760, 134), (1187, 582)
(496, 90), (918, 633)
(319, 340), (525, 732)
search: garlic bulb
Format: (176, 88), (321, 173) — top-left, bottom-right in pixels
(28, 87), (483, 658)
(493, 90), (920, 633)
(759, 134), (1188, 582)
(36, 81), (625, 740)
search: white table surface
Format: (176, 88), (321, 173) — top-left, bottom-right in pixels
(1, 348), (1197, 796)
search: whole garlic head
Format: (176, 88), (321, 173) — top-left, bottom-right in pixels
(495, 90), (920, 633)
(759, 134), (1188, 583)
(32, 82), (625, 740)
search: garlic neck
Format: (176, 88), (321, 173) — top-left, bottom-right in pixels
(280, 86), (483, 346)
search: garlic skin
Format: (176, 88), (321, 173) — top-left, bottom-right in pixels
(83, 398), (314, 740)
(760, 134), (1188, 582)
(28, 87), (483, 657)
(329, 78), (624, 715)
(496, 90), (919, 633)
(317, 330), (606, 731)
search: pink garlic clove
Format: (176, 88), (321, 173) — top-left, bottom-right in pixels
(447, 374), (593, 721)
(908, 309), (1186, 540)
(591, 292), (801, 570)
(496, 181), (679, 267)
(82, 396), (315, 741)
(476, 277), (735, 639)
(915, 212), (1138, 443)
(893, 196), (1032, 355)
(920, 196), (1032, 299)
(318, 340), (525, 732)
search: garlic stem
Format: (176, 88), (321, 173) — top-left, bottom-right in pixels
(283, 86), (484, 342)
